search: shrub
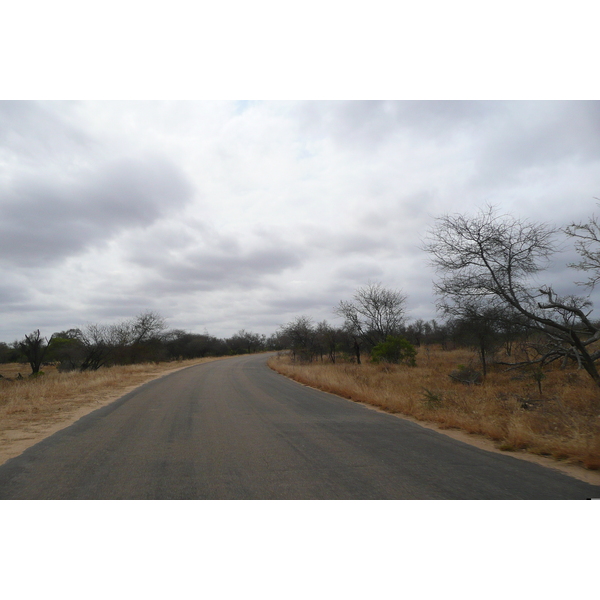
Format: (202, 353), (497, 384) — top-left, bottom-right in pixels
(370, 336), (417, 366)
(422, 388), (444, 409)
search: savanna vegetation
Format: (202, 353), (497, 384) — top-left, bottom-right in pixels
(270, 206), (600, 470)
(0, 311), (280, 377)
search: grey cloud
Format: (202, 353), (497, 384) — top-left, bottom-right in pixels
(296, 102), (600, 185)
(136, 245), (303, 294)
(295, 101), (399, 149)
(469, 102), (600, 187)
(334, 262), (384, 282)
(0, 282), (28, 306)
(303, 226), (394, 256)
(0, 296), (67, 317)
(86, 293), (166, 311)
(333, 233), (391, 255)
(120, 219), (306, 295)
(265, 293), (339, 314)
(0, 101), (93, 163)
(0, 156), (193, 267)
(295, 101), (495, 150)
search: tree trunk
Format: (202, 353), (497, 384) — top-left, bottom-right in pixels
(580, 353), (600, 387)
(354, 340), (361, 365)
(569, 333), (600, 387)
(479, 341), (487, 376)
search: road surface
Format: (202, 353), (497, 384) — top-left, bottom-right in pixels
(0, 353), (598, 499)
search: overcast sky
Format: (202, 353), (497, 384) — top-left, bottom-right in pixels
(1, 100), (599, 342)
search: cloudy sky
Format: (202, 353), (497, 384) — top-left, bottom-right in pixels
(1, 100), (600, 342)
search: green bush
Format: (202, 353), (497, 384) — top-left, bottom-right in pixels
(370, 336), (417, 366)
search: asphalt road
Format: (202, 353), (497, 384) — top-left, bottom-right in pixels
(1, 353), (598, 499)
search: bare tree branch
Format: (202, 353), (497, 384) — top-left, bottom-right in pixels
(424, 205), (600, 386)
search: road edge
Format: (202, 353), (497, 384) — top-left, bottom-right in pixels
(267, 359), (600, 487)
(0, 356), (235, 466)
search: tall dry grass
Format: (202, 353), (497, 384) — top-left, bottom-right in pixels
(268, 347), (600, 470)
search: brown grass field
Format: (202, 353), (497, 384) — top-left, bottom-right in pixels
(268, 346), (600, 471)
(0, 357), (230, 465)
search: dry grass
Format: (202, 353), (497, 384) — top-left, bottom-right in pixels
(0, 358), (229, 460)
(268, 347), (600, 470)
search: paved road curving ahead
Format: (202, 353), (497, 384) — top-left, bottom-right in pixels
(0, 353), (598, 499)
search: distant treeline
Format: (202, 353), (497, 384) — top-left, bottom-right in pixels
(277, 312), (527, 372)
(2, 277), (574, 379)
(0, 304), (516, 373)
(0, 311), (287, 375)
(276, 283), (534, 372)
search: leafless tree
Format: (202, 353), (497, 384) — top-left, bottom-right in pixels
(564, 203), (600, 289)
(280, 316), (317, 362)
(18, 330), (56, 374)
(424, 205), (600, 385)
(445, 300), (521, 376)
(129, 311), (167, 345)
(77, 323), (118, 371)
(335, 283), (408, 364)
(126, 311), (167, 363)
(315, 320), (340, 363)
